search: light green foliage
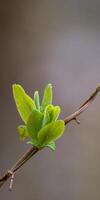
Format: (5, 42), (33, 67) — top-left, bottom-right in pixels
(13, 84), (36, 123)
(41, 84), (52, 112)
(45, 142), (56, 151)
(18, 125), (28, 140)
(34, 91), (40, 111)
(38, 120), (65, 146)
(13, 83), (65, 150)
(27, 110), (43, 140)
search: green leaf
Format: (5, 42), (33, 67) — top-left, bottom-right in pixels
(41, 84), (52, 112)
(27, 140), (39, 147)
(34, 91), (40, 111)
(42, 105), (53, 127)
(42, 105), (61, 127)
(27, 109), (43, 140)
(49, 106), (61, 121)
(18, 125), (29, 140)
(38, 120), (65, 146)
(45, 141), (56, 151)
(12, 84), (36, 123)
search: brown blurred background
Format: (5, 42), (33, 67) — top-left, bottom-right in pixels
(1, 0), (100, 199)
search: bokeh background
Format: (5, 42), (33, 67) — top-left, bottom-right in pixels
(1, 0), (100, 199)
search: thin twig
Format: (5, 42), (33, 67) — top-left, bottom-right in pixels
(0, 147), (39, 188)
(0, 86), (100, 189)
(64, 86), (100, 125)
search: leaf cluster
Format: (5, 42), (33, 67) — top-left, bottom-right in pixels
(13, 84), (65, 150)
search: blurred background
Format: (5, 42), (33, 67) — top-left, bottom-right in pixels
(1, 0), (100, 199)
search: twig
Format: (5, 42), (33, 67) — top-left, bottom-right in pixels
(0, 86), (100, 189)
(0, 147), (39, 188)
(64, 86), (100, 125)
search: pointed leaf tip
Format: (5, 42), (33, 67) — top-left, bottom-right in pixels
(34, 90), (40, 111)
(41, 83), (53, 112)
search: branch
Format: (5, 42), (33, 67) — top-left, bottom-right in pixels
(64, 86), (100, 124)
(0, 86), (100, 190)
(0, 147), (40, 189)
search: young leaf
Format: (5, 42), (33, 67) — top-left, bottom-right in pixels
(34, 91), (40, 111)
(38, 120), (65, 146)
(42, 105), (61, 127)
(12, 84), (36, 123)
(45, 141), (56, 151)
(27, 109), (43, 140)
(49, 106), (61, 121)
(42, 104), (53, 127)
(41, 84), (52, 112)
(18, 125), (29, 140)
